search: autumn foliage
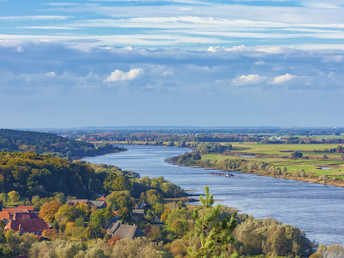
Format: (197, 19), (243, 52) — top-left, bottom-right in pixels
(107, 235), (121, 246)
(39, 200), (62, 223)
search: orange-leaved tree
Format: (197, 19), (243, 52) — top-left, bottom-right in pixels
(39, 200), (62, 223)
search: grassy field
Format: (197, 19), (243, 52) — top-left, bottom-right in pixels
(94, 139), (344, 183)
(203, 142), (344, 179)
(230, 142), (343, 158)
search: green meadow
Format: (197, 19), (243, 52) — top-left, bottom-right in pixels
(203, 143), (344, 178)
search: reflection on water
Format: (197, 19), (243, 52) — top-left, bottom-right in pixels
(83, 145), (344, 246)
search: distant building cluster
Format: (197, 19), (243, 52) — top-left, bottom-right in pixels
(0, 198), (146, 241)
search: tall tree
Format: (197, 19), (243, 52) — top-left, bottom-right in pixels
(191, 186), (237, 257)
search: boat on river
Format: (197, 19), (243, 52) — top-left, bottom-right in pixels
(209, 172), (234, 177)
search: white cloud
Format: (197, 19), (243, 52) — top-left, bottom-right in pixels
(43, 3), (82, 6)
(207, 46), (222, 52)
(271, 73), (295, 84)
(106, 68), (143, 82)
(255, 46), (288, 54)
(0, 16), (68, 21)
(232, 74), (266, 86)
(20, 26), (77, 30)
(322, 55), (343, 63)
(255, 60), (265, 65)
(301, 0), (342, 9)
(208, 45), (248, 52)
(225, 45), (247, 52)
(44, 72), (56, 77)
(0, 39), (22, 48)
(207, 45), (292, 54)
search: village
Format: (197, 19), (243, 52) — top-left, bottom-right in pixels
(0, 195), (148, 242)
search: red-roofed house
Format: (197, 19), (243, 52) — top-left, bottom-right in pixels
(4, 212), (49, 235)
(0, 206), (37, 224)
(2, 206), (34, 212)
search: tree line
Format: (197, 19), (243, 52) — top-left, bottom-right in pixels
(0, 152), (186, 204)
(0, 129), (125, 159)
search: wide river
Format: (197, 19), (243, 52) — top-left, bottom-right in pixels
(83, 145), (344, 246)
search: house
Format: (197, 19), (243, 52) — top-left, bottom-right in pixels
(107, 220), (145, 239)
(67, 199), (106, 209)
(4, 212), (49, 235)
(67, 199), (90, 206)
(132, 208), (144, 222)
(0, 206), (37, 224)
(90, 200), (107, 209)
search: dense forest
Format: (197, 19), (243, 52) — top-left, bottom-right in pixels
(0, 152), (102, 199)
(0, 152), (186, 201)
(0, 129), (125, 159)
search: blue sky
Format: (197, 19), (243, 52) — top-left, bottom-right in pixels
(1, 0), (344, 128)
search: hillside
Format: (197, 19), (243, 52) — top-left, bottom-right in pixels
(0, 129), (125, 159)
(0, 152), (102, 198)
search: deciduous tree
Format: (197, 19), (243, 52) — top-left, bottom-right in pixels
(8, 191), (20, 202)
(39, 200), (62, 223)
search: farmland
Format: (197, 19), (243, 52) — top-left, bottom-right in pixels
(200, 142), (344, 184)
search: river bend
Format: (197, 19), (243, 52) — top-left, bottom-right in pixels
(83, 145), (344, 246)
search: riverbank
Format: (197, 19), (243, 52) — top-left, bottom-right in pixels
(107, 140), (344, 187)
(173, 153), (344, 188)
(161, 140), (344, 188)
(82, 144), (344, 246)
(73, 146), (127, 160)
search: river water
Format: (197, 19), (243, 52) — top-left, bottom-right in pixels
(83, 145), (344, 246)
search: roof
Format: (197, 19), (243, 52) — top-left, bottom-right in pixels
(90, 200), (106, 208)
(68, 199), (106, 208)
(0, 206), (38, 220)
(14, 212), (32, 220)
(2, 209), (30, 214)
(0, 211), (11, 221)
(2, 206), (34, 211)
(107, 221), (145, 239)
(4, 212), (49, 234)
(17, 206), (34, 211)
(67, 200), (90, 206)
(98, 196), (106, 201)
(132, 209), (144, 215)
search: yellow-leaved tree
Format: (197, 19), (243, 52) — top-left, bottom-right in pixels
(39, 200), (62, 223)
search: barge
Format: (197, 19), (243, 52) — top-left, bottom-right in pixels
(209, 172), (234, 177)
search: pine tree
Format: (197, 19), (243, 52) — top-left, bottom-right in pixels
(191, 186), (237, 257)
